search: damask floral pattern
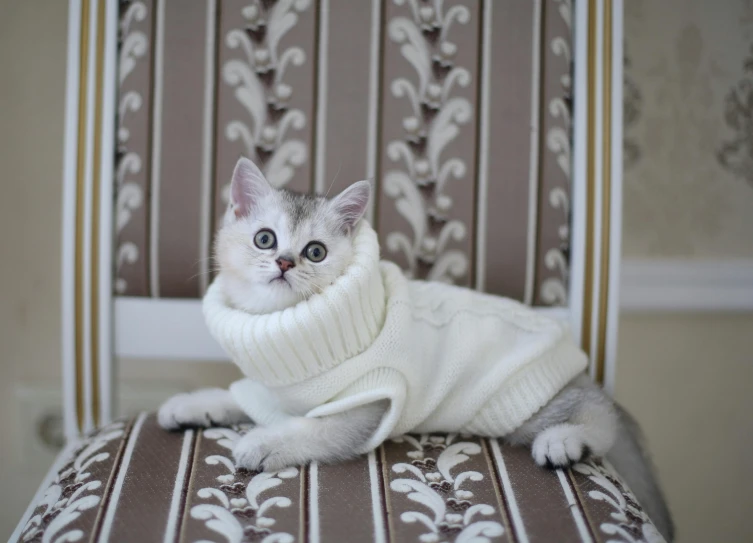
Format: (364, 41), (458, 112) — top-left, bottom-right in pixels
(623, 49), (643, 171)
(222, 0), (310, 199)
(718, 43), (753, 188)
(382, 0), (473, 284)
(573, 459), (665, 543)
(539, 0), (573, 306)
(17, 417), (667, 542)
(190, 426), (300, 543)
(387, 434), (504, 542)
(623, 0), (753, 257)
(109, 0), (588, 298)
(114, 0), (148, 294)
(18, 422), (126, 543)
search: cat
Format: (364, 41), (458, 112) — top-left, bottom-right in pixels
(158, 157), (674, 541)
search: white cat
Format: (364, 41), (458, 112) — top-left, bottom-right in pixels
(159, 157), (673, 540)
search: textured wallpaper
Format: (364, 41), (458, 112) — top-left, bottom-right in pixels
(623, 0), (753, 258)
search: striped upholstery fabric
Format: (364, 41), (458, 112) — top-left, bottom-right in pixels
(116, 0), (573, 306)
(16, 415), (664, 542)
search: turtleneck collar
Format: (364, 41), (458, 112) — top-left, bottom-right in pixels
(203, 222), (386, 387)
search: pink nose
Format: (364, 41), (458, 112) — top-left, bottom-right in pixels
(276, 258), (295, 272)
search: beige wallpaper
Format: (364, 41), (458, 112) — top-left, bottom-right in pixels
(623, 0), (753, 258)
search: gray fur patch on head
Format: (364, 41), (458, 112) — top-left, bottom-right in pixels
(277, 189), (327, 231)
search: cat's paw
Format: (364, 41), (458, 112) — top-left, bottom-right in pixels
(158, 389), (246, 430)
(158, 393), (197, 429)
(233, 421), (313, 472)
(532, 424), (590, 468)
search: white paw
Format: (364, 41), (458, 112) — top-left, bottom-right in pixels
(232, 427), (289, 472)
(532, 424), (590, 468)
(158, 393), (195, 430)
(233, 420), (315, 472)
(157, 389), (241, 430)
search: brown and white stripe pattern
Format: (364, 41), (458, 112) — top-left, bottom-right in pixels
(16, 415), (665, 542)
(115, 1), (151, 297)
(114, 0), (574, 305)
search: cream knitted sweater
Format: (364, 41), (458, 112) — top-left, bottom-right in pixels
(203, 222), (588, 453)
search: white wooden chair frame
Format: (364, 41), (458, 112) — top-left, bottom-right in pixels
(58, 0), (624, 440)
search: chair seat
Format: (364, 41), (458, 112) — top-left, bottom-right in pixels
(14, 414), (664, 542)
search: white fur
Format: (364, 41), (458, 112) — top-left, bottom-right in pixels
(532, 424), (597, 467)
(157, 388), (250, 429)
(232, 402), (386, 472)
(508, 373), (618, 466)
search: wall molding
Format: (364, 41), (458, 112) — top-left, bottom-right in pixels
(620, 258), (753, 312)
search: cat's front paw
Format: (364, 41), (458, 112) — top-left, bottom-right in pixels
(158, 388), (246, 430)
(532, 424), (590, 468)
(158, 393), (197, 430)
(233, 422), (312, 472)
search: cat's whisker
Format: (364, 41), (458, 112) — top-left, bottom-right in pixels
(323, 162), (342, 199)
(186, 268), (222, 282)
(191, 258), (216, 269)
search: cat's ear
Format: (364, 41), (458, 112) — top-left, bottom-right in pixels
(330, 180), (371, 232)
(229, 157), (272, 219)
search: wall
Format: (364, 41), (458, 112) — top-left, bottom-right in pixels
(619, 1), (753, 542)
(0, 0), (67, 533)
(0, 1), (752, 542)
(623, 0), (753, 258)
(615, 315), (753, 543)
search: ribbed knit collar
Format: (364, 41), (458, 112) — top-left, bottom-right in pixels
(203, 222), (387, 387)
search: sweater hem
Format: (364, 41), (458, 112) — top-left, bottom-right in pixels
(462, 337), (588, 436)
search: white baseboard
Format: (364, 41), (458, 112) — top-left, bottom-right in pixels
(620, 259), (753, 312)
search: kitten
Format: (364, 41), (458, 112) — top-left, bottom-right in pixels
(158, 157), (673, 540)
(159, 157), (388, 467)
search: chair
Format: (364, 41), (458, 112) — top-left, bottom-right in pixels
(13, 0), (655, 541)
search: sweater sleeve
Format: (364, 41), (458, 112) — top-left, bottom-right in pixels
(304, 367), (408, 454)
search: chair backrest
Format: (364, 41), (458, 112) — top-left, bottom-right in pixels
(60, 0), (623, 439)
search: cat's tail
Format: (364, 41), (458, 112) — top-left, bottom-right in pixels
(606, 404), (675, 541)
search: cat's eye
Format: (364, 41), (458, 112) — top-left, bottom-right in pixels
(304, 242), (327, 262)
(254, 229), (276, 250)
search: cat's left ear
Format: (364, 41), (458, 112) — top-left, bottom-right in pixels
(229, 157), (273, 219)
(330, 180), (372, 232)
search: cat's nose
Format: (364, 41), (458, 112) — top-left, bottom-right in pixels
(276, 257), (295, 272)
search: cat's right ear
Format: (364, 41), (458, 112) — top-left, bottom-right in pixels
(229, 157), (272, 219)
(330, 179), (372, 233)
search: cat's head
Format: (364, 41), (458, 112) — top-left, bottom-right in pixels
(215, 157), (371, 314)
